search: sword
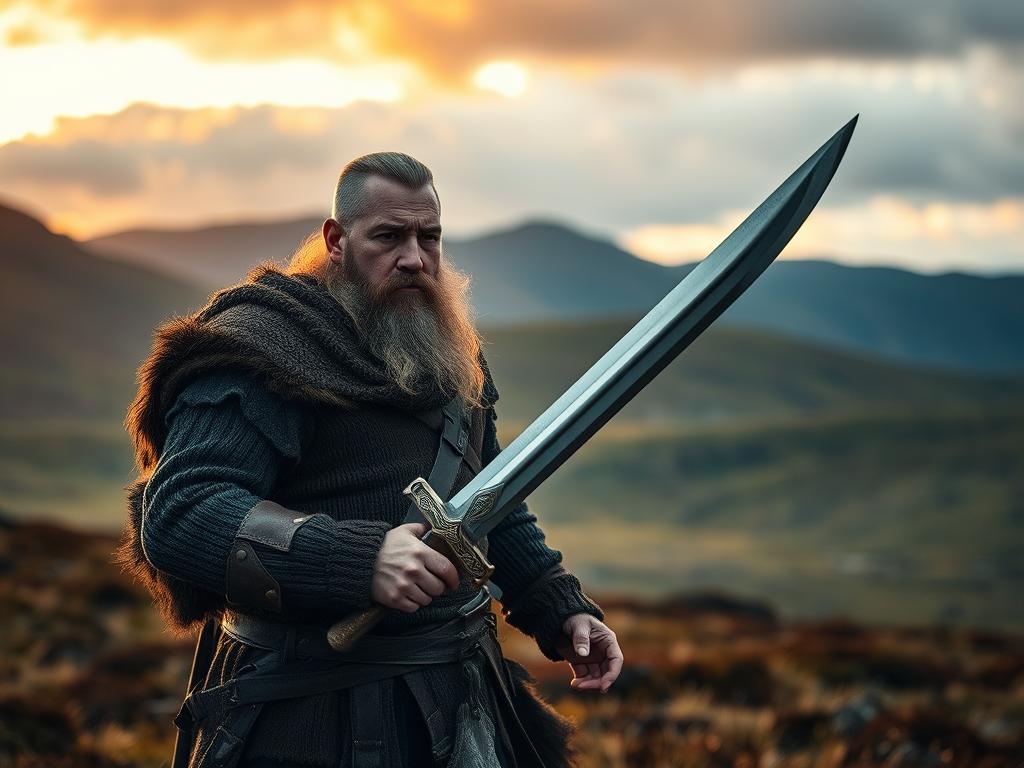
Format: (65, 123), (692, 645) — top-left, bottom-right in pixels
(327, 115), (858, 651)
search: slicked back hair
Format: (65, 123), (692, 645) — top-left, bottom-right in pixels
(331, 152), (438, 228)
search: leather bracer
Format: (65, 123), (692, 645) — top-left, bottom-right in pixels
(225, 500), (314, 614)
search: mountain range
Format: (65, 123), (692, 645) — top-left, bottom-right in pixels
(6, 199), (1015, 428)
(2, 199), (1019, 424)
(87, 216), (1024, 373)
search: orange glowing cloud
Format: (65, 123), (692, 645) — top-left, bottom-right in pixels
(5, 0), (1022, 84)
(622, 196), (1024, 272)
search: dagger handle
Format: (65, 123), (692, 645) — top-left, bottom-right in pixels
(326, 478), (495, 652)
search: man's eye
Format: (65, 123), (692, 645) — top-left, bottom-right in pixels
(377, 232), (397, 241)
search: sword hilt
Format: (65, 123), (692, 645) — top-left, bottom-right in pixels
(404, 478), (495, 586)
(326, 478), (494, 652)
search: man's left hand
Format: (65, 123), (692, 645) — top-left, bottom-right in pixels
(554, 613), (623, 693)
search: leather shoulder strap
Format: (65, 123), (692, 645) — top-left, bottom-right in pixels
(402, 397), (472, 524)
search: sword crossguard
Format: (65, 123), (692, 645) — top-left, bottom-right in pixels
(404, 478), (495, 586)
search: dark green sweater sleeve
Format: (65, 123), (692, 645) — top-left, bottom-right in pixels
(482, 406), (604, 661)
(140, 370), (391, 622)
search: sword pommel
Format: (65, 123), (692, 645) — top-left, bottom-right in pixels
(325, 604), (386, 652)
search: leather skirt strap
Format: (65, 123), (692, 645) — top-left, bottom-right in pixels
(401, 669), (454, 764)
(350, 677), (395, 768)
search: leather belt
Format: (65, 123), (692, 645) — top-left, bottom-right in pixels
(220, 588), (495, 664)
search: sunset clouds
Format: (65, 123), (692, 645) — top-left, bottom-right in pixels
(8, 0), (1024, 73)
(1, 0), (1022, 272)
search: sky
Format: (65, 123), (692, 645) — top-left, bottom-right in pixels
(1, 0), (1023, 274)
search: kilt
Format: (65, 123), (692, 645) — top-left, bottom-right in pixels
(175, 598), (575, 768)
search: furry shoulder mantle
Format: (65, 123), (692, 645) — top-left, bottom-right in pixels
(125, 262), (498, 476)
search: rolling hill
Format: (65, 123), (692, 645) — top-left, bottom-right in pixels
(0, 204), (206, 422)
(535, 406), (1024, 631)
(88, 217), (1024, 372)
(480, 317), (1022, 430)
(86, 215), (323, 289)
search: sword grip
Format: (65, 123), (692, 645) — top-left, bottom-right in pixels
(326, 478), (495, 652)
(325, 527), (476, 651)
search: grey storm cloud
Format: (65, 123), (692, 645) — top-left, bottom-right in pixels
(14, 0), (1024, 76)
(0, 104), (348, 193)
(169, 108), (332, 177)
(0, 139), (143, 194)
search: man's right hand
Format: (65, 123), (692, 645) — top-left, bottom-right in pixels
(371, 522), (460, 612)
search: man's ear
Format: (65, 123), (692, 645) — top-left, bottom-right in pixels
(323, 218), (345, 265)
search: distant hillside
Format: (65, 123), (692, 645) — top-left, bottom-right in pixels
(3, 289), (1021, 531)
(0, 204), (206, 422)
(724, 260), (1024, 374)
(482, 317), (1022, 429)
(446, 221), (674, 321)
(86, 215), (321, 288)
(5, 201), (1021, 425)
(533, 405), (1024, 631)
(89, 217), (1024, 373)
(535, 405), (1024, 554)
(458, 223), (1024, 373)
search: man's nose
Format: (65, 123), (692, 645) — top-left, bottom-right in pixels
(395, 234), (426, 273)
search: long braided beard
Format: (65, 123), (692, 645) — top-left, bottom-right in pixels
(324, 255), (486, 407)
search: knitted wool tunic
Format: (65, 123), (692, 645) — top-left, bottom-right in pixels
(142, 367), (601, 649)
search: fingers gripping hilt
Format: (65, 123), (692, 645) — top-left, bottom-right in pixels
(326, 478), (494, 652)
(404, 478), (495, 587)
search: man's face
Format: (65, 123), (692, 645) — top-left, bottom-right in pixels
(324, 175), (441, 303)
(320, 172), (484, 404)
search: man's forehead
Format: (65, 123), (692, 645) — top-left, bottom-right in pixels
(360, 176), (439, 223)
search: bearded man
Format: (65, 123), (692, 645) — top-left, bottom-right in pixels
(121, 151), (623, 768)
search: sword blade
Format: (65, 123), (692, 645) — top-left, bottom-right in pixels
(456, 115), (858, 541)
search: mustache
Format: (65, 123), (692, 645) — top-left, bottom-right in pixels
(369, 271), (438, 303)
